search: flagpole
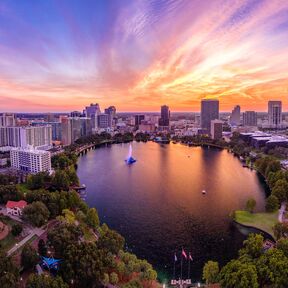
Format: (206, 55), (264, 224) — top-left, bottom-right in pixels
(180, 252), (183, 283)
(173, 254), (176, 279)
(188, 257), (190, 279)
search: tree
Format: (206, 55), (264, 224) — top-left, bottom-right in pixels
(239, 234), (264, 259)
(21, 244), (39, 270)
(57, 209), (75, 224)
(0, 253), (19, 288)
(26, 274), (68, 288)
(245, 198), (256, 213)
(60, 242), (103, 287)
(277, 238), (288, 257)
(265, 160), (281, 177)
(219, 260), (258, 288)
(0, 184), (22, 204)
(26, 172), (51, 190)
(272, 179), (288, 202)
(51, 170), (70, 191)
(11, 223), (23, 236)
(273, 223), (288, 240)
(121, 279), (143, 288)
(110, 272), (119, 285)
(256, 248), (288, 287)
(86, 208), (100, 229)
(38, 239), (47, 256)
(98, 226), (125, 255)
(265, 195), (279, 212)
(202, 261), (219, 284)
(102, 273), (109, 287)
(47, 223), (83, 258)
(23, 201), (50, 227)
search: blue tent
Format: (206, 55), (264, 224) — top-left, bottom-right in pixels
(41, 256), (62, 271)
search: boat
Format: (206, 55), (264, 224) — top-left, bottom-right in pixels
(202, 190), (207, 195)
(125, 144), (137, 165)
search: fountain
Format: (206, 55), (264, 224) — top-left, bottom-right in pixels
(125, 143), (136, 164)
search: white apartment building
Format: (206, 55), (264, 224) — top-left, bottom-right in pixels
(10, 146), (52, 174)
(0, 113), (16, 127)
(0, 125), (52, 150)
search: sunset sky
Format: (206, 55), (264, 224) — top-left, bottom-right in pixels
(0, 0), (288, 112)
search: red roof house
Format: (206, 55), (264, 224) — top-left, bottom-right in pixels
(6, 200), (27, 216)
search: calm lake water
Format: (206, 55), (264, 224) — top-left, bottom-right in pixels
(77, 142), (266, 282)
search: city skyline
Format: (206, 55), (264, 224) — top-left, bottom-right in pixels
(1, 0), (288, 112)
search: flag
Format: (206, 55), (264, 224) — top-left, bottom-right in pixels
(189, 252), (193, 261)
(182, 248), (187, 259)
(174, 253), (177, 262)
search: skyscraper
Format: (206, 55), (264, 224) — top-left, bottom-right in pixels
(135, 115), (145, 129)
(268, 101), (282, 128)
(84, 103), (101, 131)
(159, 105), (170, 127)
(60, 117), (72, 146)
(243, 111), (257, 126)
(104, 106), (116, 128)
(201, 99), (219, 134)
(230, 105), (241, 126)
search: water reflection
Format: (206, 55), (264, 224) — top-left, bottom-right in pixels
(77, 142), (266, 281)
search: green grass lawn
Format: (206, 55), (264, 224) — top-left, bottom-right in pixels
(234, 210), (279, 238)
(0, 215), (19, 251)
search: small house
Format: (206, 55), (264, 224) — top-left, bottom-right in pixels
(6, 200), (27, 216)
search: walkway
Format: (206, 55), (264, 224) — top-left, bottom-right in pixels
(7, 226), (46, 257)
(278, 202), (286, 223)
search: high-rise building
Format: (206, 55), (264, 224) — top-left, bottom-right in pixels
(0, 126), (52, 150)
(159, 105), (170, 127)
(61, 117), (92, 145)
(70, 117), (92, 142)
(10, 146), (51, 174)
(135, 115), (145, 129)
(84, 103), (101, 131)
(201, 99), (219, 134)
(98, 114), (110, 129)
(230, 105), (241, 126)
(104, 106), (116, 127)
(211, 120), (223, 140)
(60, 117), (72, 146)
(31, 122), (62, 141)
(243, 111), (257, 126)
(268, 101), (282, 128)
(0, 113), (16, 127)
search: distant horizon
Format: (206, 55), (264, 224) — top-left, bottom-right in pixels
(1, 109), (285, 115)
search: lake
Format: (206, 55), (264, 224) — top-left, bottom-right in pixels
(77, 142), (267, 282)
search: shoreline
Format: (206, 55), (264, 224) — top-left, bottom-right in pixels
(233, 219), (276, 241)
(233, 210), (278, 241)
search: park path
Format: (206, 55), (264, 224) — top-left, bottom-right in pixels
(278, 202), (286, 223)
(7, 226), (45, 256)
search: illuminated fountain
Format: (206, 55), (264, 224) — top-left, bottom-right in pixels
(125, 143), (136, 164)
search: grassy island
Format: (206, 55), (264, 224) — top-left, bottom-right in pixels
(234, 210), (279, 239)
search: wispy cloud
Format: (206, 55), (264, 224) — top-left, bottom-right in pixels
(0, 0), (287, 111)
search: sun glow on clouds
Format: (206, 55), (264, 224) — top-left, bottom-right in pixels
(0, 0), (288, 112)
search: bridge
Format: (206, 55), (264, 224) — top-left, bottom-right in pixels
(75, 140), (112, 155)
